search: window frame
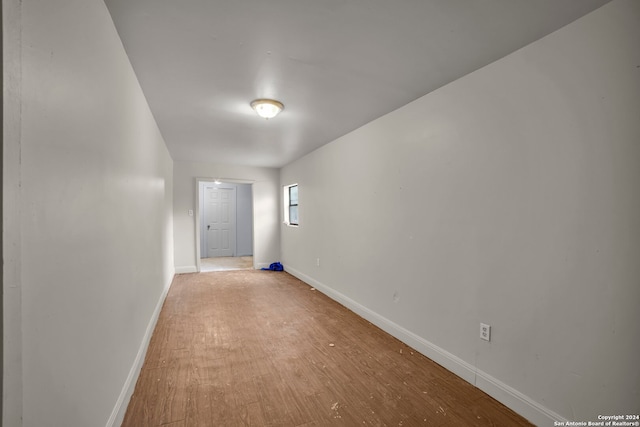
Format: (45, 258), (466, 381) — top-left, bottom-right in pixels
(283, 183), (299, 227)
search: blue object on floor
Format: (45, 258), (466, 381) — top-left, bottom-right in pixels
(261, 262), (284, 271)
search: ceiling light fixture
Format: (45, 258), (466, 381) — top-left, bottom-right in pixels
(250, 99), (284, 119)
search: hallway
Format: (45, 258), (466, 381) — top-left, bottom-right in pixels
(122, 271), (532, 426)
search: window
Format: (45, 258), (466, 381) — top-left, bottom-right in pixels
(284, 184), (299, 226)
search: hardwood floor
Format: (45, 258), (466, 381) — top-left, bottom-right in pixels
(122, 270), (533, 426)
(200, 256), (254, 272)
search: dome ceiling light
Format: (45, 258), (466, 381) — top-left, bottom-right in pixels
(250, 99), (284, 119)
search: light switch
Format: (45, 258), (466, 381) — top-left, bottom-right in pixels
(188, 209), (193, 216)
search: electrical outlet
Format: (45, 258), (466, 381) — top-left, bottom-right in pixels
(316, 258), (320, 267)
(480, 323), (491, 341)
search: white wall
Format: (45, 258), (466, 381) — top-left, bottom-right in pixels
(174, 161), (279, 272)
(4, 0), (175, 425)
(280, 0), (640, 424)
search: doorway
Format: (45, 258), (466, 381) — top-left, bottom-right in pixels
(197, 180), (254, 272)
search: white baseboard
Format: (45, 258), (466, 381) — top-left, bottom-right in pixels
(284, 265), (563, 427)
(175, 265), (197, 274)
(255, 262), (270, 270)
(106, 275), (173, 427)
(475, 371), (567, 426)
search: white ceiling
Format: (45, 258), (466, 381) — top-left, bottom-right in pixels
(105, 0), (611, 168)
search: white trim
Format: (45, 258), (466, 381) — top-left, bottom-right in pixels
(3, 1), (24, 424)
(475, 372), (567, 426)
(282, 183), (299, 226)
(195, 178), (203, 272)
(284, 264), (562, 427)
(106, 276), (173, 427)
(175, 265), (197, 274)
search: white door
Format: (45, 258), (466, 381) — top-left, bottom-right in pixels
(204, 185), (236, 258)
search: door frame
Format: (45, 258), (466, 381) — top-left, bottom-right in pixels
(194, 177), (255, 272)
(1, 1), (4, 418)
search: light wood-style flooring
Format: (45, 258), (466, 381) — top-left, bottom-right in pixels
(122, 270), (533, 426)
(200, 256), (254, 272)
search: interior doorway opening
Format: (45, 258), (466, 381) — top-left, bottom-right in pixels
(196, 180), (254, 272)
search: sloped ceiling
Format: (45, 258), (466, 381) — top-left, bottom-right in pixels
(105, 0), (611, 168)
